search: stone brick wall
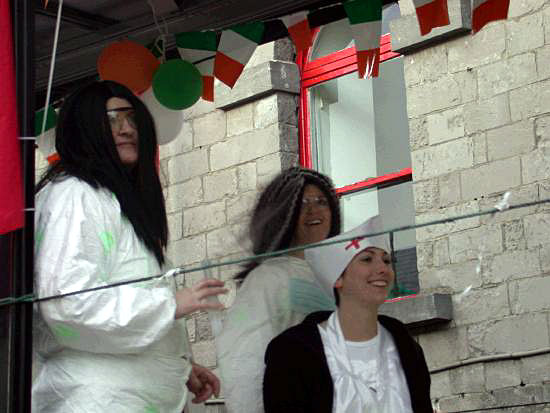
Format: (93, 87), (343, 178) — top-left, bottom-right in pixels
(158, 39), (300, 411)
(395, 0), (550, 410)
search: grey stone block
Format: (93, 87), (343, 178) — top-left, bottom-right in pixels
(379, 293), (453, 328)
(390, 0), (471, 55)
(215, 61), (300, 111)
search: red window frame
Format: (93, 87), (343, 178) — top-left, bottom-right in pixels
(296, 30), (412, 195)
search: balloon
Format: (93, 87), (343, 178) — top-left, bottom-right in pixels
(98, 40), (160, 94)
(140, 87), (184, 145)
(35, 106), (58, 162)
(152, 59), (202, 110)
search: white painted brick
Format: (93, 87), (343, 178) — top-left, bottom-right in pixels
(406, 71), (477, 118)
(426, 106), (465, 145)
(237, 162), (257, 192)
(540, 242), (550, 273)
(206, 224), (249, 259)
(227, 102), (254, 137)
(413, 179), (439, 212)
(464, 94), (511, 134)
(404, 44), (448, 86)
(412, 138), (473, 181)
(416, 242), (433, 271)
(503, 220), (527, 251)
(167, 212), (183, 241)
(420, 261), (482, 292)
(431, 371), (452, 399)
(167, 148), (208, 184)
(255, 93), (298, 129)
(166, 233), (206, 266)
(439, 173), (462, 206)
(487, 249), (541, 283)
(472, 133), (488, 165)
(183, 201), (226, 236)
(448, 23), (505, 72)
(521, 353), (550, 384)
(256, 151), (299, 189)
(449, 363), (485, 394)
(227, 191), (257, 224)
(461, 157), (522, 200)
(536, 45), (550, 81)
(418, 327), (470, 370)
(487, 120), (536, 161)
(485, 360), (522, 391)
(209, 123), (281, 171)
(448, 224), (503, 264)
(158, 121), (193, 159)
(524, 212), (550, 248)
(506, 11), (545, 56)
(203, 169), (237, 202)
(182, 98), (216, 120)
(397, 0), (415, 16)
(416, 201), (480, 242)
(408, 116), (429, 150)
(510, 275), (550, 313)
(164, 177), (203, 213)
(510, 78), (550, 121)
(193, 110), (226, 147)
(468, 313), (549, 356)
(452, 284), (510, 326)
(479, 184), (539, 224)
(185, 318), (196, 342)
(522, 149), (550, 184)
(477, 53), (537, 100)
(537, 114), (550, 144)
(545, 5), (550, 45)
(508, 0), (547, 18)
(434, 238), (451, 267)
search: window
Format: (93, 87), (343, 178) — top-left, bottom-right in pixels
(297, 4), (418, 298)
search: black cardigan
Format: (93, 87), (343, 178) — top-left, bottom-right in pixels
(263, 311), (433, 413)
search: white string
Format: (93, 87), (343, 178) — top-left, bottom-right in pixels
(40, 0), (63, 139)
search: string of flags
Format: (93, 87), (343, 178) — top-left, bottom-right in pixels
(36, 0), (512, 156)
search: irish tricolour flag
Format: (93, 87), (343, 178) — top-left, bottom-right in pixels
(281, 12), (313, 53)
(343, 0), (382, 78)
(472, 0), (510, 34)
(413, 0), (450, 35)
(176, 31), (217, 101)
(214, 22), (264, 88)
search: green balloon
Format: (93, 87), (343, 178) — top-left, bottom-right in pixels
(152, 59), (202, 110)
(35, 105), (58, 135)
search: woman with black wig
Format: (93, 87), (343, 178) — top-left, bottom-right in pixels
(33, 80), (226, 412)
(216, 167), (341, 413)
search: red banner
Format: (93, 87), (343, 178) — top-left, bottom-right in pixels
(0, 0), (24, 234)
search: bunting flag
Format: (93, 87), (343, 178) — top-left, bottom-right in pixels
(281, 11), (313, 53)
(176, 31), (217, 101)
(0, 0), (24, 234)
(472, 0), (510, 34)
(413, 0), (450, 35)
(214, 22), (265, 88)
(343, 0), (382, 78)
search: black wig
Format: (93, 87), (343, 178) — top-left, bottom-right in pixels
(235, 167), (341, 280)
(37, 80), (168, 265)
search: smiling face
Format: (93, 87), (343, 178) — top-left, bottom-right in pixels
(291, 184), (332, 248)
(106, 97), (139, 167)
(335, 247), (394, 308)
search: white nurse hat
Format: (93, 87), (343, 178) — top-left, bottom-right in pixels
(305, 215), (390, 299)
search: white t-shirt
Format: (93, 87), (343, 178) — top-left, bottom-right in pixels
(319, 317), (414, 413)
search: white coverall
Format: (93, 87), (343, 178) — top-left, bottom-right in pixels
(216, 256), (335, 413)
(33, 176), (191, 412)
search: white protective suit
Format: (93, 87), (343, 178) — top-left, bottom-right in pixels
(33, 176), (191, 413)
(216, 255), (335, 413)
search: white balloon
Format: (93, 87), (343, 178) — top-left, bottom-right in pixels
(140, 87), (184, 145)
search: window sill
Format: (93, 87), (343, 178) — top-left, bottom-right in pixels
(379, 293), (453, 331)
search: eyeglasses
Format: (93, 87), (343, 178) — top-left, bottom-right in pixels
(301, 196), (330, 208)
(106, 107), (137, 132)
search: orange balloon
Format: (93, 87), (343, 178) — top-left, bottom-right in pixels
(97, 40), (160, 94)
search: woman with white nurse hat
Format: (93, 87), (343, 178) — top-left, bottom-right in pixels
(263, 215), (433, 413)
